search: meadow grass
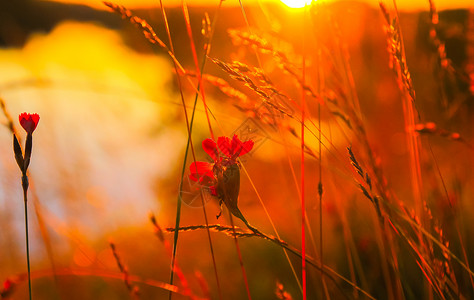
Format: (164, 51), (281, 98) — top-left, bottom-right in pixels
(1, 0), (473, 299)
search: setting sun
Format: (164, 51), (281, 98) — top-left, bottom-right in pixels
(280, 0), (313, 8)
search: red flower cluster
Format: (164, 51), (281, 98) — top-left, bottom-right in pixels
(189, 135), (254, 196)
(19, 113), (40, 134)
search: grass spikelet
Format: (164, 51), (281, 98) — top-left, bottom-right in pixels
(347, 146), (378, 211)
(210, 57), (271, 100)
(428, 0), (452, 72)
(165, 224), (286, 245)
(109, 241), (140, 299)
(414, 122), (472, 148)
(103, 2), (166, 49)
(210, 57), (297, 121)
(347, 146), (364, 177)
(227, 29), (317, 98)
(186, 71), (251, 105)
(228, 29), (292, 64)
(149, 214), (196, 299)
(330, 110), (352, 129)
(379, 2), (416, 103)
(103, 1), (188, 77)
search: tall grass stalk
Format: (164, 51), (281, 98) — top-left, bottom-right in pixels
(313, 7), (329, 297)
(172, 1), (225, 297)
(22, 183), (32, 300)
(153, 0), (208, 296)
(300, 8), (307, 299)
(228, 212), (252, 300)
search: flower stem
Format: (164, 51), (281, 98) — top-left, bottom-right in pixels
(22, 176), (32, 300)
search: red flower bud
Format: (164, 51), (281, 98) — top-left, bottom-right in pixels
(19, 113), (40, 134)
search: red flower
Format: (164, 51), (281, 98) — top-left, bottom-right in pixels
(189, 161), (214, 185)
(202, 134), (254, 162)
(188, 135), (254, 196)
(19, 113), (40, 134)
(217, 135), (254, 160)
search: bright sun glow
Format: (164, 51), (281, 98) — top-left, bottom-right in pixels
(280, 0), (313, 8)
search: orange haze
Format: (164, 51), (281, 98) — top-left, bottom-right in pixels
(44, 0), (474, 11)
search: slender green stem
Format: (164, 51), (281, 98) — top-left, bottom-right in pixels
(23, 181), (32, 300)
(168, 2), (224, 299)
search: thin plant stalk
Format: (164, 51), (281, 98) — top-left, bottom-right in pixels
(182, 0), (250, 292)
(23, 179), (32, 300)
(240, 163), (303, 293)
(228, 212), (252, 300)
(154, 0), (200, 294)
(314, 10), (330, 297)
(3, 105), (59, 298)
(13, 113), (39, 300)
(301, 6), (307, 300)
(147, 2), (222, 299)
(155, 0), (225, 297)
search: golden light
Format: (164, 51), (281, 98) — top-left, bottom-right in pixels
(280, 0), (313, 8)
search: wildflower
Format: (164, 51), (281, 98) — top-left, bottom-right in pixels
(216, 135), (254, 160)
(14, 113), (40, 175)
(189, 134), (254, 187)
(12, 112), (40, 300)
(189, 135), (254, 221)
(19, 113), (40, 134)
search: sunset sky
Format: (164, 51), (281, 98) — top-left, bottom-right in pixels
(44, 0), (474, 11)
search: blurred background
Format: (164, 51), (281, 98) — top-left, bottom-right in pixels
(0, 0), (473, 299)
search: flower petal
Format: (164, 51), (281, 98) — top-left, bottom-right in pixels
(202, 138), (218, 161)
(19, 112), (40, 134)
(189, 161), (214, 184)
(231, 135), (241, 154)
(217, 136), (232, 157)
(230, 135), (254, 157)
(189, 161), (213, 175)
(237, 140), (254, 157)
